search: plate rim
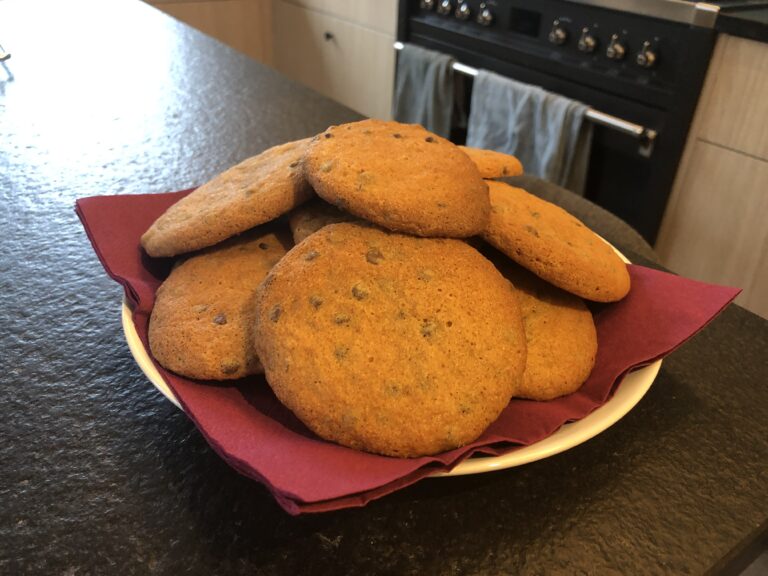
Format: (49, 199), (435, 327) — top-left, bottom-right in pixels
(122, 301), (182, 410)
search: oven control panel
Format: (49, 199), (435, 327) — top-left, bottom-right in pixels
(407, 0), (699, 85)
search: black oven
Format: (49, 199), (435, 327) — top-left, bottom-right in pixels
(396, 0), (718, 243)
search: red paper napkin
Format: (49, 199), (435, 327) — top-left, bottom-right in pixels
(75, 191), (740, 514)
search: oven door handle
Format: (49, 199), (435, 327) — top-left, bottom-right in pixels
(585, 109), (657, 158)
(394, 42), (658, 157)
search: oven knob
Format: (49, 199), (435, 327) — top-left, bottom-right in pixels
(455, 2), (471, 20)
(636, 41), (658, 68)
(476, 3), (494, 26)
(578, 28), (598, 53)
(548, 21), (568, 46)
(436, 0), (453, 16)
(420, 0), (436, 10)
(606, 34), (627, 60)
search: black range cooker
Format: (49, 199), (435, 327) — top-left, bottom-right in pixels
(397, 0), (721, 243)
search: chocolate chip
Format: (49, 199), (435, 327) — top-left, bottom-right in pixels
(366, 247), (384, 265)
(309, 295), (323, 309)
(393, 133), (402, 139)
(420, 319), (438, 337)
(304, 250), (320, 261)
(221, 361), (240, 375)
(530, 211), (541, 218)
(385, 383), (401, 396)
(356, 171), (374, 192)
(351, 284), (368, 300)
(324, 132), (333, 138)
(525, 225), (540, 238)
(213, 313), (227, 325)
(436, 202), (447, 209)
(417, 269), (434, 282)
(333, 313), (351, 325)
(425, 136), (435, 143)
(269, 305), (282, 323)
(502, 166), (509, 176)
(334, 346), (348, 360)
(258, 242), (269, 250)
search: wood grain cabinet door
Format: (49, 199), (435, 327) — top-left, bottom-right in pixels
(148, 0), (273, 64)
(657, 34), (768, 319)
(272, 0), (396, 120)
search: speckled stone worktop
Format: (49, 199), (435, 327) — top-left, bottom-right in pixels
(1, 1), (766, 574)
(716, 4), (768, 43)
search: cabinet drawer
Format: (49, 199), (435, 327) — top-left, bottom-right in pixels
(281, 0), (397, 36)
(273, 1), (395, 120)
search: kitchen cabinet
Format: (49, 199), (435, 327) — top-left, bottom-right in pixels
(147, 0), (272, 65)
(656, 34), (768, 319)
(271, 0), (398, 120)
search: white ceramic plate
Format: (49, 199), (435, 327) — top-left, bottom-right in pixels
(121, 303), (661, 477)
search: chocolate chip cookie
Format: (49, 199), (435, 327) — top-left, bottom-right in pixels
(149, 226), (292, 380)
(460, 146), (524, 179)
(483, 181), (630, 302)
(486, 249), (597, 400)
(302, 120), (490, 238)
(142, 138), (313, 257)
(253, 222), (527, 457)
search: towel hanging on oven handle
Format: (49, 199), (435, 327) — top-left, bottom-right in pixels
(393, 42), (657, 158)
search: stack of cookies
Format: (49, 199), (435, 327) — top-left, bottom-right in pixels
(141, 119), (630, 458)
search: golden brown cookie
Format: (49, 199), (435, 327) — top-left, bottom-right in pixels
(149, 226), (292, 380)
(253, 222), (527, 458)
(486, 250), (597, 400)
(288, 198), (356, 244)
(459, 146), (524, 179)
(302, 120), (490, 238)
(483, 181), (630, 302)
(141, 138), (313, 257)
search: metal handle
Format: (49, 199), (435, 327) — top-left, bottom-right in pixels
(393, 42), (657, 156)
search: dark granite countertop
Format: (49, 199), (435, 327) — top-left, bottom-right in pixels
(1, 0), (767, 574)
(716, 5), (768, 43)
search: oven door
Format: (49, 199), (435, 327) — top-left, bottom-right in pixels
(398, 2), (715, 244)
